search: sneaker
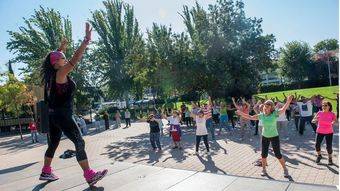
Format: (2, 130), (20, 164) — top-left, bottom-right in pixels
(206, 151), (211, 155)
(39, 172), (59, 181)
(260, 169), (267, 176)
(283, 168), (289, 178)
(195, 151), (199, 155)
(87, 169), (108, 186)
(328, 158), (334, 165)
(316, 155), (322, 164)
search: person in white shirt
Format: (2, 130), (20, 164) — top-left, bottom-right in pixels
(191, 109), (210, 155)
(297, 96), (317, 135)
(79, 116), (87, 135)
(166, 111), (182, 149)
(124, 109), (131, 128)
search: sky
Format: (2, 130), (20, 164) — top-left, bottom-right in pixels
(0, 0), (338, 78)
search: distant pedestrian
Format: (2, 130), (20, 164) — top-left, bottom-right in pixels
(124, 109), (131, 128)
(29, 121), (38, 143)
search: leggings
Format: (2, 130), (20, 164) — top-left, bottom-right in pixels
(125, 118), (131, 126)
(285, 110), (291, 121)
(45, 111), (87, 161)
(227, 114), (235, 128)
(315, 133), (333, 154)
(196, 135), (209, 152)
(261, 136), (282, 159)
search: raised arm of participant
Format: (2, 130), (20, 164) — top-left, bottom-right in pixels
(242, 98), (250, 108)
(235, 110), (259, 121)
(208, 96), (213, 107)
(253, 100), (262, 114)
(232, 97), (241, 110)
(58, 23), (92, 77)
(278, 95), (293, 115)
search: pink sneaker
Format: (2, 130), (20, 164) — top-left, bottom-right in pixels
(86, 169), (108, 186)
(39, 172), (59, 181)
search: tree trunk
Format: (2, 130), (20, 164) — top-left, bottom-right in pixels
(14, 107), (23, 140)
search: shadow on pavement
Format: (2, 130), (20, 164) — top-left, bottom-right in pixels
(0, 161), (38, 175)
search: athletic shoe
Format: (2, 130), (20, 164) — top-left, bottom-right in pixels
(206, 151), (211, 155)
(316, 155), (322, 164)
(260, 169), (267, 176)
(283, 168), (289, 178)
(328, 158), (334, 165)
(39, 172), (59, 181)
(195, 151), (199, 155)
(87, 169), (108, 186)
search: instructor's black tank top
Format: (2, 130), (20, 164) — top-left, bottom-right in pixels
(48, 76), (76, 111)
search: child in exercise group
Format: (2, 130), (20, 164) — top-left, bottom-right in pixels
(167, 111), (183, 149)
(191, 110), (210, 155)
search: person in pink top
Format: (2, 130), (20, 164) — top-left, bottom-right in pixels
(29, 121), (38, 143)
(312, 101), (336, 165)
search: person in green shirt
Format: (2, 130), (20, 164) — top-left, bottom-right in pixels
(236, 95), (293, 178)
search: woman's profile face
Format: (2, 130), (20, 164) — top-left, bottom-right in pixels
(53, 56), (67, 70)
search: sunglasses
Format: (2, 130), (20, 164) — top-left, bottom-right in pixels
(322, 104), (329, 107)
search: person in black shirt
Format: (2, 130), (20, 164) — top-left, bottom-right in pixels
(147, 114), (162, 151)
(40, 23), (107, 186)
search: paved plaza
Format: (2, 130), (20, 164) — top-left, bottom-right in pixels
(0, 120), (338, 190)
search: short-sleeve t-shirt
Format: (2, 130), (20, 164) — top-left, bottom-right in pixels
(259, 110), (279, 138)
(297, 101), (313, 117)
(195, 116), (208, 135)
(167, 116), (180, 125)
(220, 107), (228, 115)
(316, 111), (336, 134)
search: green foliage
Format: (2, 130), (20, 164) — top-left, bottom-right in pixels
(90, 0), (144, 99)
(279, 41), (313, 82)
(7, 6), (73, 84)
(0, 73), (34, 115)
(314, 39), (339, 52)
(179, 0), (276, 98)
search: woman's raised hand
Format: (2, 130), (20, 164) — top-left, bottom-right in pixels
(85, 22), (93, 42)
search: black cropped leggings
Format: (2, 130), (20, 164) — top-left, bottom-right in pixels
(261, 136), (282, 159)
(196, 135), (209, 152)
(315, 133), (333, 154)
(45, 112), (87, 161)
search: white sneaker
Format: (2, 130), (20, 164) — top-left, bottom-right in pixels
(206, 151), (211, 155)
(260, 169), (267, 176)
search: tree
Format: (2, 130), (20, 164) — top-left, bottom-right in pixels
(0, 74), (35, 140)
(313, 39), (339, 83)
(279, 41), (313, 83)
(7, 6), (73, 84)
(90, 0), (144, 101)
(180, 0), (276, 98)
(7, 60), (14, 75)
(314, 39), (339, 53)
(7, 7), (99, 112)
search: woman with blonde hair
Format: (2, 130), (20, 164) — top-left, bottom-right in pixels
(236, 95), (293, 178)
